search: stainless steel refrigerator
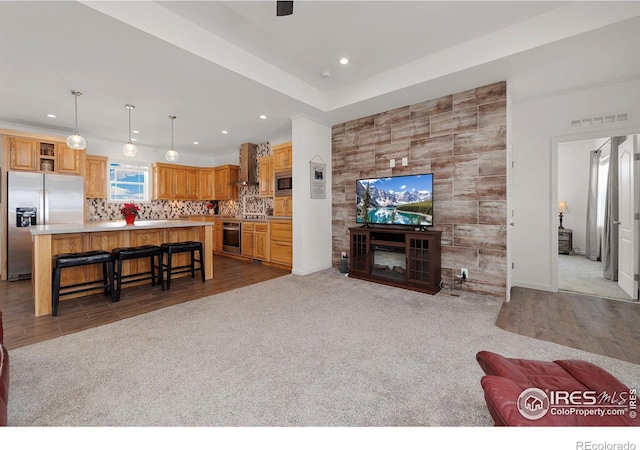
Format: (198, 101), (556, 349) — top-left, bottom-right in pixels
(7, 171), (84, 280)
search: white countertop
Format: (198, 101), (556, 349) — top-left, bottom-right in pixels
(29, 219), (213, 236)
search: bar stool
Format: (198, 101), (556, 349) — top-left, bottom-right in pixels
(52, 250), (115, 316)
(160, 241), (205, 290)
(111, 245), (164, 302)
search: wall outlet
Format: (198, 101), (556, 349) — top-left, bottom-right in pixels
(461, 268), (468, 280)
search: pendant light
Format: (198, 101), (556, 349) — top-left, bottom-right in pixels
(123, 104), (138, 157)
(165, 115), (179, 162)
(66, 90), (87, 150)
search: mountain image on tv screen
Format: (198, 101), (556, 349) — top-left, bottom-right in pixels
(356, 173), (433, 226)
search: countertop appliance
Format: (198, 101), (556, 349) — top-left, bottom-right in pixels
(7, 171), (84, 280)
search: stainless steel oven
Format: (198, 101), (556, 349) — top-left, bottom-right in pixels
(222, 221), (241, 253)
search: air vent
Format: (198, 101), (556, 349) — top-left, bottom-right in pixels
(570, 111), (630, 128)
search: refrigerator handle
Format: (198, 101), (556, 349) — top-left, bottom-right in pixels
(41, 189), (47, 225)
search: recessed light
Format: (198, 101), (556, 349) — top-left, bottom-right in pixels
(132, 130), (140, 134)
(47, 114), (56, 118)
(259, 115), (267, 120)
(193, 141), (199, 145)
(131, 138), (137, 142)
(321, 70), (331, 78)
(339, 57), (349, 65)
(222, 130), (228, 134)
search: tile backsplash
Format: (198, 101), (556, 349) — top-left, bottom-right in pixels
(87, 141), (274, 221)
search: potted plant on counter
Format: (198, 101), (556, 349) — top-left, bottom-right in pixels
(120, 202), (140, 225)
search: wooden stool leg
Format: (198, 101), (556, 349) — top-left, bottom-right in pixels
(165, 252), (172, 290)
(114, 259), (123, 303)
(52, 266), (62, 317)
(157, 254), (165, 291)
(107, 260), (116, 302)
(149, 255), (156, 287)
(102, 261), (110, 296)
(199, 247), (205, 282)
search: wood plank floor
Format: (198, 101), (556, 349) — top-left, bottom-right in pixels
(496, 287), (640, 365)
(1, 256), (639, 366)
(0, 255), (289, 351)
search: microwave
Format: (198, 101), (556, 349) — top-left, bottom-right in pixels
(274, 170), (292, 196)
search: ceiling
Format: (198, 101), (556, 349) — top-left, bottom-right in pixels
(1, 1), (639, 161)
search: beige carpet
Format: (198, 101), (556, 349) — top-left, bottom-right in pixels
(8, 269), (640, 426)
(558, 254), (634, 301)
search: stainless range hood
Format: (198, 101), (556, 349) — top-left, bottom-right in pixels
(236, 142), (258, 186)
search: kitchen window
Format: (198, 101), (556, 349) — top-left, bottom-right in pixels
(108, 161), (150, 202)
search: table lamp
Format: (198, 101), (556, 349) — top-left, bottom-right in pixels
(558, 201), (569, 229)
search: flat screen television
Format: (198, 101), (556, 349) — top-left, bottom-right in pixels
(356, 173), (433, 227)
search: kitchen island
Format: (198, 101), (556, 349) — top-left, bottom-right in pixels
(30, 220), (214, 317)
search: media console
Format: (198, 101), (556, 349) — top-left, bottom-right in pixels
(349, 227), (442, 294)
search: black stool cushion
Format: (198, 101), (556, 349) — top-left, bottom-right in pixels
(112, 245), (161, 260)
(160, 241), (202, 253)
(53, 250), (112, 269)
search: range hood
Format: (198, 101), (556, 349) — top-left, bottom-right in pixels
(236, 142), (258, 186)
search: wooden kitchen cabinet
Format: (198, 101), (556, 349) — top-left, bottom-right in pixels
(241, 222), (255, 257)
(269, 219), (292, 266)
(56, 143), (84, 175)
(213, 164), (239, 200)
(258, 155), (274, 197)
(153, 162), (200, 200)
(213, 219), (224, 252)
(199, 168), (215, 199)
(9, 136), (38, 171)
(254, 223), (269, 260)
(272, 142), (292, 171)
(241, 222), (269, 260)
(273, 196), (292, 217)
(85, 155), (108, 198)
(173, 166), (199, 199)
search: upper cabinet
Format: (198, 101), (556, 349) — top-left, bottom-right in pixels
(272, 142), (292, 171)
(213, 164), (239, 200)
(152, 163), (236, 201)
(258, 155), (273, 198)
(153, 162), (199, 200)
(199, 168), (215, 200)
(173, 166), (199, 199)
(56, 143), (84, 175)
(85, 155), (108, 198)
(7, 135), (84, 175)
(9, 136), (38, 171)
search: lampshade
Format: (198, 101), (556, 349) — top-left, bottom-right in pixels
(66, 133), (87, 150)
(123, 104), (138, 157)
(165, 149), (179, 162)
(558, 201), (569, 213)
(66, 90), (87, 150)
(165, 115), (179, 162)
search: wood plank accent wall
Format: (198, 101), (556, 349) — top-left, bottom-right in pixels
(331, 81), (507, 298)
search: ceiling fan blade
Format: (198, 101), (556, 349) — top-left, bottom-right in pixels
(277, 1), (293, 17)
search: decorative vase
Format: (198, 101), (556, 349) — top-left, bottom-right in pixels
(124, 214), (136, 225)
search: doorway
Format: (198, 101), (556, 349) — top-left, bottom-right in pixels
(556, 134), (639, 302)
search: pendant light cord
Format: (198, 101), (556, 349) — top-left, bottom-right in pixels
(74, 94), (79, 134)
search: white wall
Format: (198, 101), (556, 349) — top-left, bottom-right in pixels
(511, 77), (640, 291)
(291, 115), (332, 275)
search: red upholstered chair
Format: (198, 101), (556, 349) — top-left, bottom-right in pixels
(0, 310), (9, 426)
(476, 350), (639, 426)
